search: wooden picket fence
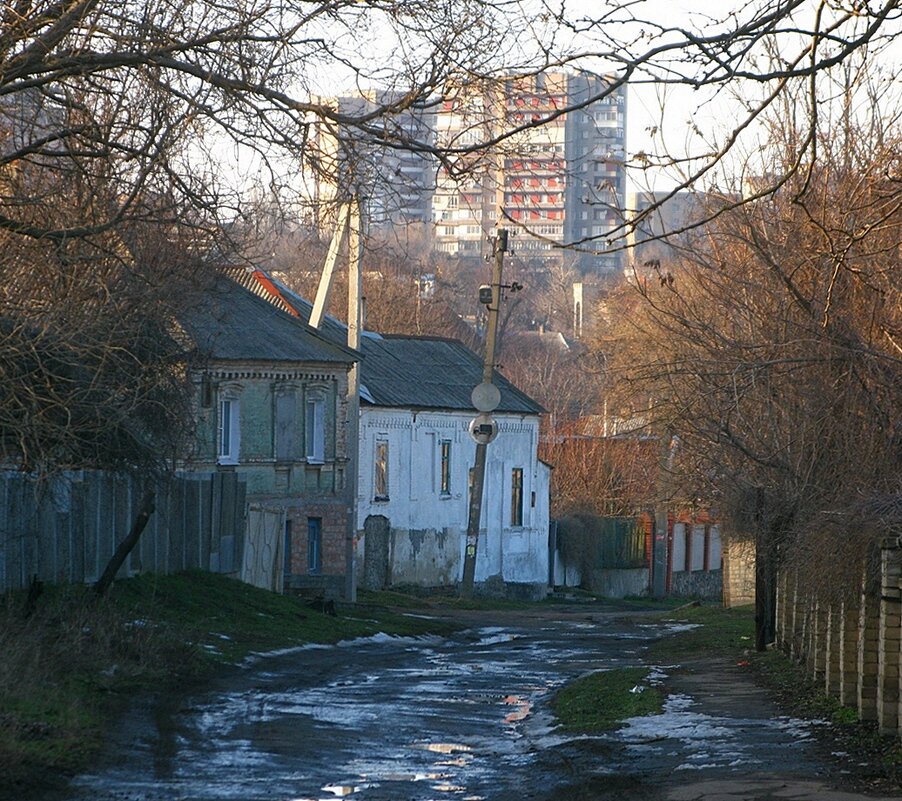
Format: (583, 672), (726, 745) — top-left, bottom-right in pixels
(0, 469), (247, 593)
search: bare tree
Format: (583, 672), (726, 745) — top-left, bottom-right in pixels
(1, 0), (900, 478)
(604, 91), (902, 642)
(4, 1), (897, 245)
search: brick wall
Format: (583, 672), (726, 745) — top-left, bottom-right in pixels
(286, 500), (350, 598)
(722, 537), (755, 608)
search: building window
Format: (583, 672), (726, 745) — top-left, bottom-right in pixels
(440, 440), (452, 495)
(307, 517), (322, 574)
(305, 396), (325, 463)
(274, 390), (297, 461)
(511, 468), (524, 527)
(374, 439), (389, 500)
(218, 397), (240, 465)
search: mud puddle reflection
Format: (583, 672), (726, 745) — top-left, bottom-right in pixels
(63, 616), (823, 801)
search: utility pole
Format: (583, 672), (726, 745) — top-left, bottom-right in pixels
(308, 196), (361, 603)
(460, 229), (508, 599)
(344, 195), (362, 604)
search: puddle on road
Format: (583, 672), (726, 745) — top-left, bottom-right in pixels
(501, 694), (532, 724)
(74, 616), (804, 801)
(322, 783), (375, 796)
(419, 742), (474, 755)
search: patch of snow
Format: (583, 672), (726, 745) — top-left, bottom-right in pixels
(619, 693), (815, 772)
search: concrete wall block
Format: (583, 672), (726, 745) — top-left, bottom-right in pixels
(878, 593), (901, 734)
(825, 606), (841, 698)
(839, 603), (860, 708)
(858, 590), (880, 723)
(812, 602), (828, 682)
(775, 571), (787, 651)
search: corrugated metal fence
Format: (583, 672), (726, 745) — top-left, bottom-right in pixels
(0, 469), (247, 593)
(555, 514), (649, 570)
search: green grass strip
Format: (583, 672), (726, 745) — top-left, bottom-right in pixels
(646, 603), (755, 661)
(552, 667), (663, 732)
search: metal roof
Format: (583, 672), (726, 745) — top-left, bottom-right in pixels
(235, 267), (542, 414)
(358, 335), (543, 414)
(178, 275), (358, 365)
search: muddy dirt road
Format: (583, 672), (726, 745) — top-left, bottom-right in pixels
(63, 607), (901, 801)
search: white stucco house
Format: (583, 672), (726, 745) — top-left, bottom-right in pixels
(237, 267), (552, 599)
(355, 334), (551, 599)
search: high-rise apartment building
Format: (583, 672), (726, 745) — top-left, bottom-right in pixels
(309, 91), (434, 230)
(310, 72), (626, 274)
(564, 72), (627, 274)
(430, 71), (626, 274)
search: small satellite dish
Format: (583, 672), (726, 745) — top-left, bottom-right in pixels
(471, 381), (501, 413)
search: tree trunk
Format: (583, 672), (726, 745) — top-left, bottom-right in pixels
(755, 527), (778, 651)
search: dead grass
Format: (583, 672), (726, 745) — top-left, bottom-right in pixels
(0, 583), (197, 797)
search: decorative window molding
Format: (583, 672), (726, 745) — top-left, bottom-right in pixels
(374, 439), (389, 501)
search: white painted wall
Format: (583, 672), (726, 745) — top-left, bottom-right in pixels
(357, 407), (549, 588)
(709, 525), (722, 569)
(672, 522), (687, 571)
(671, 522), (723, 573)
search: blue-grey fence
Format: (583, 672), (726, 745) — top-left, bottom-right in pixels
(0, 469), (247, 593)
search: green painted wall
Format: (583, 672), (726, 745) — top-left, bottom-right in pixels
(187, 368), (348, 501)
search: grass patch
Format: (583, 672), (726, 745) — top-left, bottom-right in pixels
(0, 571), (461, 797)
(552, 667), (663, 732)
(549, 604), (759, 739)
(110, 571), (459, 662)
(646, 603), (755, 661)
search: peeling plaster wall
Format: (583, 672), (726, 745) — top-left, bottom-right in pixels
(388, 527), (462, 586)
(357, 408), (550, 589)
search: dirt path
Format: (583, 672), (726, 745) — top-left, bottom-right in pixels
(56, 603), (902, 801)
(649, 656), (900, 800)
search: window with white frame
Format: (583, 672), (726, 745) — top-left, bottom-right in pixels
(374, 439), (389, 500)
(217, 395), (240, 464)
(305, 395), (325, 463)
